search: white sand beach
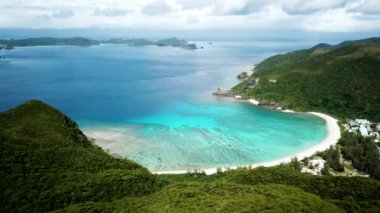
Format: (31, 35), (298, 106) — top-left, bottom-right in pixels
(156, 111), (341, 175)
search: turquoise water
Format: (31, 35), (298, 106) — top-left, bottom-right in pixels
(84, 100), (326, 171)
(0, 40), (327, 172)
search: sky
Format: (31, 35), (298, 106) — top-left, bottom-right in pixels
(0, 0), (379, 39)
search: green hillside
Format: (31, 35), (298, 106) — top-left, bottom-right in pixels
(0, 100), (158, 211)
(1, 100), (380, 212)
(233, 38), (380, 121)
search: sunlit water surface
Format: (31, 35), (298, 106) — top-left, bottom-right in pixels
(0, 41), (327, 171)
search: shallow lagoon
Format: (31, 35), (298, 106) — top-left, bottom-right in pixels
(0, 40), (327, 172)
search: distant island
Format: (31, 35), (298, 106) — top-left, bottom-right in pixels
(0, 37), (199, 50)
(104, 37), (198, 49)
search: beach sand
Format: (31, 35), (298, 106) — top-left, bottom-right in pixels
(155, 111), (341, 175)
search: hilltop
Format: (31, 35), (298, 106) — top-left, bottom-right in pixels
(1, 100), (380, 212)
(233, 37), (380, 121)
(0, 100), (157, 211)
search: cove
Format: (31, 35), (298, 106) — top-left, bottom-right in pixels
(0, 40), (327, 172)
(82, 99), (327, 172)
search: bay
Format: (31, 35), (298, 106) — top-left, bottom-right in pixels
(0, 40), (327, 172)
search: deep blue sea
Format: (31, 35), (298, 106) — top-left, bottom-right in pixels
(0, 41), (327, 172)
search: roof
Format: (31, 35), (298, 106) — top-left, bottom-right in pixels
(359, 124), (368, 136)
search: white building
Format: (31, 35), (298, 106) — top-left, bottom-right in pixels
(301, 157), (326, 175)
(359, 124), (369, 136)
(309, 159), (326, 171)
(355, 119), (370, 125)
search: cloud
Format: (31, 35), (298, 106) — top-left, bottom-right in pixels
(208, 0), (349, 15)
(354, 0), (380, 14)
(142, 1), (172, 16)
(186, 17), (198, 24)
(36, 15), (51, 20)
(52, 9), (74, 19)
(283, 0), (347, 14)
(94, 8), (131, 17)
(212, 0), (250, 15)
(301, 0), (374, 32)
(176, 0), (214, 10)
(0, 0), (379, 33)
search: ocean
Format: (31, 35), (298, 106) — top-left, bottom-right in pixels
(0, 40), (327, 172)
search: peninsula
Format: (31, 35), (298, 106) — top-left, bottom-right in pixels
(232, 37), (380, 121)
(214, 36), (380, 179)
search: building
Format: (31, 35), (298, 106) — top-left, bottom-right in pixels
(344, 119), (380, 143)
(301, 157), (326, 175)
(359, 124), (369, 136)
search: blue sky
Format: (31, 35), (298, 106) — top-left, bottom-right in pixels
(0, 0), (379, 36)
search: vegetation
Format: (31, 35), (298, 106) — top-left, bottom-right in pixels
(104, 38), (155, 46)
(1, 100), (380, 212)
(321, 163), (330, 176)
(0, 100), (159, 212)
(317, 146), (345, 172)
(339, 132), (380, 179)
(155, 37), (188, 47)
(233, 37), (380, 121)
(59, 182), (341, 212)
(289, 157), (302, 172)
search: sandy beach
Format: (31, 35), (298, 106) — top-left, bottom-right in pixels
(155, 111), (341, 175)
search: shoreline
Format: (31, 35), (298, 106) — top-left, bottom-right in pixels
(155, 110), (341, 175)
(83, 94), (341, 176)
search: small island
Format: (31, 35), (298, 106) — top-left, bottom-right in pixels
(237, 71), (249, 80)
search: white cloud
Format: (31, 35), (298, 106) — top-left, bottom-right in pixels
(354, 0), (380, 14)
(52, 9), (74, 19)
(94, 8), (131, 17)
(176, 0), (214, 10)
(142, 1), (173, 16)
(302, 0), (378, 32)
(284, 0), (347, 14)
(0, 0), (379, 32)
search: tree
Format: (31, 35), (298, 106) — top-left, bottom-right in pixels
(321, 163), (330, 175)
(290, 157), (302, 172)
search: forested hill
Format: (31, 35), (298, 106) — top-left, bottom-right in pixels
(1, 100), (380, 212)
(233, 37), (380, 121)
(0, 100), (157, 211)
